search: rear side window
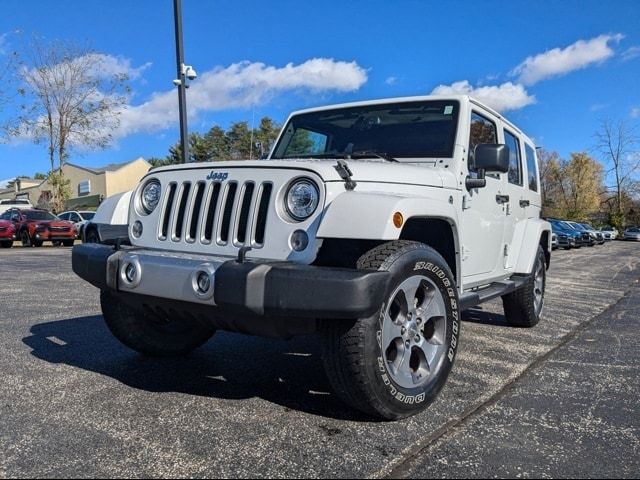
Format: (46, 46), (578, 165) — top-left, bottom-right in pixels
(469, 112), (497, 168)
(525, 144), (538, 192)
(504, 130), (522, 186)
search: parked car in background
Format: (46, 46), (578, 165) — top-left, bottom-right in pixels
(548, 219), (581, 249)
(551, 233), (558, 250)
(0, 215), (17, 248)
(565, 221), (595, 246)
(579, 223), (605, 245)
(600, 226), (618, 240)
(57, 210), (96, 238)
(624, 227), (640, 241)
(0, 198), (33, 215)
(4, 208), (77, 247)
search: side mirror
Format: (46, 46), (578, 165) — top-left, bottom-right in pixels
(466, 144), (510, 190)
(475, 144), (510, 173)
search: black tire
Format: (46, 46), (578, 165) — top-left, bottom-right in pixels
(100, 290), (216, 357)
(32, 239), (43, 247)
(321, 240), (460, 420)
(502, 246), (546, 328)
(52, 241), (62, 247)
(84, 227), (99, 244)
(20, 231), (32, 247)
(0, 241), (12, 248)
(63, 239), (75, 247)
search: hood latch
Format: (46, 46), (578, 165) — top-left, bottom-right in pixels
(334, 159), (357, 191)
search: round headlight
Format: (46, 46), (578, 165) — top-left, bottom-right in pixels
(285, 179), (319, 221)
(140, 180), (161, 214)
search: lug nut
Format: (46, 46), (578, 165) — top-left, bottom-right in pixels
(401, 327), (407, 335)
(414, 335), (421, 343)
(405, 340), (410, 348)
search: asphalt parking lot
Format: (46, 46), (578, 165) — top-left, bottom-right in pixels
(1, 242), (639, 478)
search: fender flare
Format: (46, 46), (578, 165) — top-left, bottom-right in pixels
(513, 218), (552, 274)
(317, 191), (460, 240)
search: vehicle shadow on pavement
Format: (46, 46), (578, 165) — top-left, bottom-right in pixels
(22, 315), (375, 422)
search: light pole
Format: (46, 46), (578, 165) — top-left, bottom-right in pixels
(173, 0), (197, 163)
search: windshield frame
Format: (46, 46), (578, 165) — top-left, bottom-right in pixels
(271, 99), (461, 162)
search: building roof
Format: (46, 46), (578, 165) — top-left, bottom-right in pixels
(66, 157), (148, 175)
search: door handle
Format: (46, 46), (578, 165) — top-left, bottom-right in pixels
(520, 200), (530, 208)
(496, 194), (510, 204)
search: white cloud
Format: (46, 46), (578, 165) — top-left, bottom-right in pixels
(84, 53), (152, 80)
(430, 80), (536, 112)
(511, 34), (624, 85)
(385, 76), (397, 85)
(622, 46), (640, 61)
(117, 58), (367, 137)
(631, 107), (640, 118)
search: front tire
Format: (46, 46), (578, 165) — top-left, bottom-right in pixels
(322, 241), (460, 420)
(502, 246), (546, 328)
(100, 290), (216, 357)
(20, 231), (32, 247)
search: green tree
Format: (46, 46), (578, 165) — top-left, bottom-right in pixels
(204, 125), (229, 160)
(226, 121), (252, 159)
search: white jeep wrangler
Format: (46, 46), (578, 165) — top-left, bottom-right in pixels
(73, 95), (551, 420)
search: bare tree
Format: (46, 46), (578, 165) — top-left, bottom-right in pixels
(11, 38), (130, 208)
(594, 119), (640, 227)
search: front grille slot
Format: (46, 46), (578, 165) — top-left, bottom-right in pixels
(219, 183), (238, 244)
(203, 182), (222, 243)
(187, 182), (206, 242)
(253, 183), (272, 246)
(159, 183), (177, 240)
(235, 182), (255, 244)
(173, 182), (191, 241)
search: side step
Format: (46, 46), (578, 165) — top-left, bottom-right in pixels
(459, 276), (529, 311)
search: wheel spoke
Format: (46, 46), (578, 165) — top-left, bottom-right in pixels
(382, 311), (403, 345)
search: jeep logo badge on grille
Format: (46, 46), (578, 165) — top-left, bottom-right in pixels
(207, 171), (229, 181)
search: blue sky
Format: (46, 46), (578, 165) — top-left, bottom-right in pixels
(0, 0), (639, 183)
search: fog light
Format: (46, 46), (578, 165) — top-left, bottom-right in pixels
(290, 230), (309, 251)
(124, 263), (137, 283)
(196, 271), (211, 294)
(132, 220), (143, 238)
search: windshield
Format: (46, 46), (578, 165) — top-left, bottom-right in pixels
(272, 100), (460, 160)
(24, 211), (57, 221)
(628, 228), (640, 233)
(80, 212), (95, 220)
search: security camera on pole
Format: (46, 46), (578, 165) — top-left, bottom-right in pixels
(173, 0), (197, 163)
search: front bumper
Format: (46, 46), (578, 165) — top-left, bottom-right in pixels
(72, 243), (390, 322)
(35, 231), (76, 241)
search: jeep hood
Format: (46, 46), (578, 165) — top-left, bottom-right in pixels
(150, 158), (450, 188)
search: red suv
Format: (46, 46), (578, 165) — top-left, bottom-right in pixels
(3, 208), (77, 247)
(0, 217), (17, 248)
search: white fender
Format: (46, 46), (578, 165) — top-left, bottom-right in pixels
(513, 218), (552, 274)
(93, 191), (132, 225)
(317, 191), (459, 240)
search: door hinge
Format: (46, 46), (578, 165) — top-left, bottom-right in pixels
(462, 195), (472, 210)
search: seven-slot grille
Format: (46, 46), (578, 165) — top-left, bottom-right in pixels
(158, 180), (273, 248)
(50, 226), (71, 232)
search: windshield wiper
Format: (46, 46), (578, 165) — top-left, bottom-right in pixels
(349, 150), (399, 162)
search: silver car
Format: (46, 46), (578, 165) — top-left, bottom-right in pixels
(623, 227), (640, 241)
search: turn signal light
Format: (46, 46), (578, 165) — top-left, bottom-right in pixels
(393, 212), (404, 229)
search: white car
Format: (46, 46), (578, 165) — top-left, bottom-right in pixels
(57, 210), (96, 238)
(600, 226), (618, 240)
(623, 227), (640, 241)
(0, 198), (33, 215)
(72, 95), (551, 420)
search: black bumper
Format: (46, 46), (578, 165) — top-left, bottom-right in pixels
(72, 243), (390, 321)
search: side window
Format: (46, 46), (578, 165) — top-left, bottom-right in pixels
(504, 130), (523, 186)
(525, 144), (539, 192)
(58, 213), (68, 221)
(469, 112), (497, 169)
(0, 211), (9, 220)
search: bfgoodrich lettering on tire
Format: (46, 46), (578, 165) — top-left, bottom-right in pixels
(321, 240), (460, 420)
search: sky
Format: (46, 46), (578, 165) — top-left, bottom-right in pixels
(0, 0), (639, 185)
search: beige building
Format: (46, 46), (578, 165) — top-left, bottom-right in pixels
(0, 157), (151, 210)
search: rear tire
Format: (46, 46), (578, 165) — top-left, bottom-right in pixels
(100, 290), (216, 357)
(502, 246), (546, 328)
(321, 240), (460, 420)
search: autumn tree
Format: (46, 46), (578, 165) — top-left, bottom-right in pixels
(594, 119), (640, 228)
